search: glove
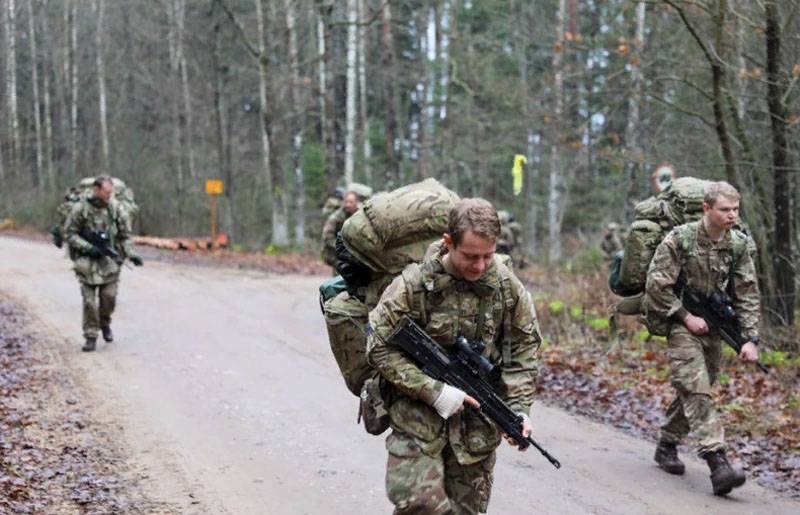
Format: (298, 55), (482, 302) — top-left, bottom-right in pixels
(87, 246), (104, 259)
(129, 255), (144, 267)
(432, 384), (467, 420)
(50, 228), (63, 249)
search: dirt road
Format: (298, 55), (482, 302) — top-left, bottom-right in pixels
(0, 235), (796, 515)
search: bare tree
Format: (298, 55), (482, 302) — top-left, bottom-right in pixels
(623, 1), (646, 223)
(27, 0), (44, 188)
(41, 0), (54, 187)
(256, 0), (289, 245)
(765, 0), (794, 325)
(284, 0), (306, 243)
(548, 0), (566, 261)
(95, 0), (109, 171)
(5, 0), (21, 173)
(381, 1), (399, 187)
(69, 0), (79, 178)
(357, 0), (371, 183)
(344, 0), (357, 185)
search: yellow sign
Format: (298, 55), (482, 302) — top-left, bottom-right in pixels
(205, 179), (224, 195)
(512, 155), (527, 196)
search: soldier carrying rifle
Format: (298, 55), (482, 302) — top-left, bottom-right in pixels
(645, 181), (760, 496)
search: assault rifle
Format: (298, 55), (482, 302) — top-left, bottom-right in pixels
(677, 280), (769, 374)
(388, 316), (562, 469)
(79, 228), (124, 266)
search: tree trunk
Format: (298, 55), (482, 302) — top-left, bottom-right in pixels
(381, 2), (399, 188)
(284, 0), (306, 243)
(42, 0), (54, 188)
(623, 1), (646, 223)
(27, 0), (43, 189)
(5, 0), (20, 173)
(69, 0), (79, 178)
(168, 0), (185, 230)
(256, 0), (288, 246)
(344, 0), (357, 185)
(548, 0), (566, 262)
(518, 0), (537, 258)
(317, 1), (337, 195)
(176, 0), (195, 180)
(95, 0), (110, 172)
(357, 0), (371, 183)
(765, 1), (794, 325)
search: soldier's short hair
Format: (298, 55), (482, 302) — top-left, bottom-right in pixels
(704, 181), (740, 206)
(93, 175), (114, 188)
(448, 198), (501, 247)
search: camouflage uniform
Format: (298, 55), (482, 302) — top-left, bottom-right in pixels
(65, 195), (136, 340)
(645, 221), (759, 456)
(321, 207), (351, 269)
(601, 224), (624, 262)
(367, 253), (541, 514)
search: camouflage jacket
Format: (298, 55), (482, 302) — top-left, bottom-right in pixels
(321, 207), (349, 267)
(601, 232), (624, 260)
(645, 221), (760, 339)
(366, 254), (541, 464)
(65, 196), (135, 285)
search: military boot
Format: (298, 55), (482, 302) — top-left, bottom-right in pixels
(654, 440), (685, 475)
(82, 337), (97, 352)
(703, 450), (746, 495)
(101, 326), (114, 343)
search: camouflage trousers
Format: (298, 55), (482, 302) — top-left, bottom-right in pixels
(660, 324), (725, 456)
(385, 431), (495, 515)
(80, 280), (118, 339)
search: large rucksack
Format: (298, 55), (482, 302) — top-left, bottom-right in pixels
(50, 177), (139, 248)
(320, 179), (460, 434)
(611, 177), (711, 296)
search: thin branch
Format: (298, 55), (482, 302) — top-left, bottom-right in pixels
(645, 91), (715, 127)
(215, 0), (259, 60)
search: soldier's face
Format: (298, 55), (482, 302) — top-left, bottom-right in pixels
(444, 230), (496, 282)
(704, 196), (739, 231)
(94, 183), (114, 204)
(343, 193), (360, 215)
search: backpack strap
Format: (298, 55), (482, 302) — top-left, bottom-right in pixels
(494, 260), (517, 365)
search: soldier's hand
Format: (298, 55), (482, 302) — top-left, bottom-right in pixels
(87, 245), (104, 259)
(129, 255), (144, 267)
(502, 413), (532, 451)
(739, 341), (759, 362)
(683, 313), (708, 335)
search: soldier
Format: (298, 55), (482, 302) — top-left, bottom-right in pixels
(322, 186), (345, 220)
(600, 222), (624, 262)
(321, 191), (362, 271)
(496, 210), (525, 268)
(645, 181), (759, 496)
(65, 176), (143, 352)
(366, 198), (541, 514)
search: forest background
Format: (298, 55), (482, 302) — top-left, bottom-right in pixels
(1, 0), (799, 329)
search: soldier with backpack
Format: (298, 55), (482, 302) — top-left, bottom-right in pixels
(366, 198), (541, 514)
(645, 181), (760, 496)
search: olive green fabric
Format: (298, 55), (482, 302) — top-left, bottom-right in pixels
(341, 178), (460, 274)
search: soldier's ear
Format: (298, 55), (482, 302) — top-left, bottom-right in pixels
(443, 233), (454, 250)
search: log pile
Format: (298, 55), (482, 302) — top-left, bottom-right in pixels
(133, 233), (228, 251)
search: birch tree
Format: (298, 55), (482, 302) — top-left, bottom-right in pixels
(69, 0), (79, 177)
(548, 0), (567, 261)
(5, 0), (21, 172)
(284, 0), (306, 243)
